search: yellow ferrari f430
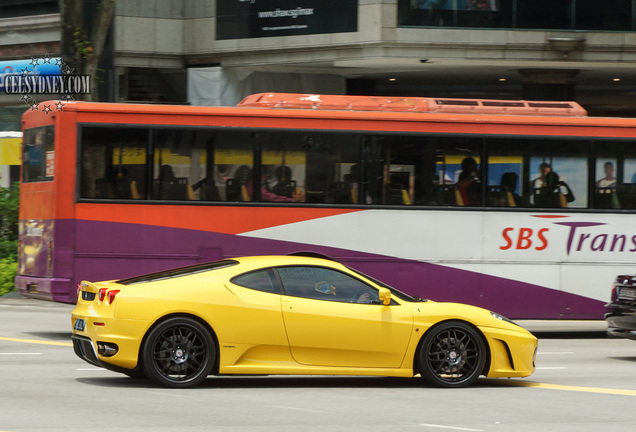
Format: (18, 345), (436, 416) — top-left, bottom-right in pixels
(72, 255), (537, 388)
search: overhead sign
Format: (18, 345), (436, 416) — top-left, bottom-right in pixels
(217, 0), (358, 40)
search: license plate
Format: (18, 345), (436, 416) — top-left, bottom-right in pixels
(618, 287), (636, 301)
(73, 318), (86, 332)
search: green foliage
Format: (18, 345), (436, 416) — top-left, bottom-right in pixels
(0, 257), (17, 296)
(0, 240), (17, 261)
(0, 182), (19, 295)
(0, 182), (19, 242)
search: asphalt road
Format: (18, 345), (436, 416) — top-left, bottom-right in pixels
(1, 295), (635, 432)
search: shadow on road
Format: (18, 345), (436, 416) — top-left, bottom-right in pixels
(74, 375), (532, 390)
(607, 356), (636, 363)
(25, 331), (72, 341)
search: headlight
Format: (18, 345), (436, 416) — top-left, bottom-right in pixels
(490, 311), (519, 326)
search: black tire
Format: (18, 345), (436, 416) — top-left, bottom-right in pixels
(418, 321), (487, 388)
(142, 317), (216, 388)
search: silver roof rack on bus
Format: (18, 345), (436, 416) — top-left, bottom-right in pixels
(238, 93), (588, 117)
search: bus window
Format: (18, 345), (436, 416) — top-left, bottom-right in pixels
(152, 128), (202, 201)
(594, 158), (619, 209)
(22, 126), (54, 183)
(486, 154), (525, 207)
(488, 138), (589, 209)
(258, 131), (362, 204)
(80, 126), (149, 199)
(260, 132), (307, 203)
(214, 131), (254, 202)
(431, 137), (482, 206)
(596, 141), (636, 209)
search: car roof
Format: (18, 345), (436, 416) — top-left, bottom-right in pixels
(233, 255), (341, 270)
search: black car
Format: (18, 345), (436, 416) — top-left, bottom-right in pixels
(605, 275), (636, 340)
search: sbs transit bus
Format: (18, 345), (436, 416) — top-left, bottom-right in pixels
(16, 93), (636, 319)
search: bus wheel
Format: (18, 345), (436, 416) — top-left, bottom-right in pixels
(142, 317), (216, 388)
(418, 321), (486, 388)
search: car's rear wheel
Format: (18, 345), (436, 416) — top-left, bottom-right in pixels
(418, 321), (487, 388)
(142, 317), (216, 388)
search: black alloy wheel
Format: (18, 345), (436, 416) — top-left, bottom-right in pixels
(418, 321), (487, 388)
(142, 317), (216, 388)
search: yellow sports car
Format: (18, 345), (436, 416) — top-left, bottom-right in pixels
(71, 255), (537, 388)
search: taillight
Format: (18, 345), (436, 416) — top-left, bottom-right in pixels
(98, 288), (107, 302)
(107, 290), (120, 304)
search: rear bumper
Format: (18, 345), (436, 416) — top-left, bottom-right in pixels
(605, 302), (636, 339)
(72, 335), (101, 367)
(71, 309), (151, 371)
(15, 275), (74, 303)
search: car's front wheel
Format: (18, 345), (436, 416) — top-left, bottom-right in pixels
(142, 317), (216, 388)
(418, 320), (487, 388)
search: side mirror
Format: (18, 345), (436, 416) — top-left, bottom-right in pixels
(378, 287), (391, 306)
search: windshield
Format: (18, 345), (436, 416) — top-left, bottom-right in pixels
(347, 266), (426, 302)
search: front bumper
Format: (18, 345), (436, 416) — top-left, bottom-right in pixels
(479, 326), (538, 378)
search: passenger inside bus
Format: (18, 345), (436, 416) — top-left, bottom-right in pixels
(153, 164), (192, 200)
(243, 166), (304, 203)
(595, 161), (620, 209)
(534, 171), (575, 208)
(456, 157), (481, 206)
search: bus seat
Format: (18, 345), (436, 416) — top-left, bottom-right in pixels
(95, 178), (109, 199)
(507, 192), (516, 207)
(401, 188), (412, 205)
(487, 185), (515, 207)
(130, 181), (141, 199)
(436, 185), (457, 205)
(455, 188), (465, 206)
(595, 187), (620, 209)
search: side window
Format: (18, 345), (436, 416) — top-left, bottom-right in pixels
(232, 269), (279, 294)
(595, 141), (636, 210)
(277, 266), (380, 304)
(80, 126), (148, 199)
(22, 126), (54, 183)
(487, 138), (589, 209)
(429, 137), (482, 207)
(260, 131), (361, 204)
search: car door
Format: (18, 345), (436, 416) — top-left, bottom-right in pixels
(224, 268), (289, 352)
(277, 266), (413, 368)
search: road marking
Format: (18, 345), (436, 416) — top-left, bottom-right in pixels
(497, 380), (636, 397)
(0, 353), (41, 355)
(420, 424), (484, 431)
(536, 367), (568, 370)
(76, 368), (106, 371)
(537, 352), (574, 355)
(0, 336), (72, 347)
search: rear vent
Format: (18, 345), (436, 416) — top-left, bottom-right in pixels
(435, 100), (478, 106)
